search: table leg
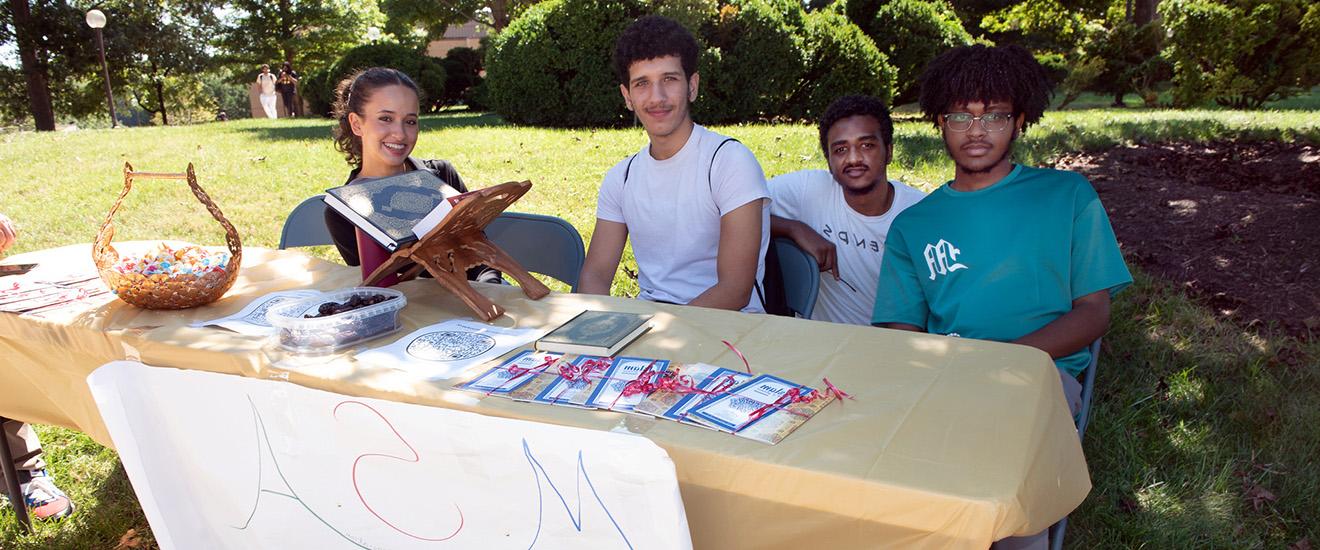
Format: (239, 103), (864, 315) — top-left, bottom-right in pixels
(0, 417), (32, 533)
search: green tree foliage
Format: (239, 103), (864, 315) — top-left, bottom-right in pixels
(1075, 13), (1168, 106)
(380, 0), (538, 42)
(485, 0), (893, 126)
(652, 0), (717, 31)
(302, 42), (447, 116)
(1160, 0), (1320, 108)
(1, 0), (107, 128)
(107, 0), (216, 125)
(485, 0), (646, 126)
(980, 0), (1090, 53)
(218, 0), (384, 79)
(200, 72), (250, 120)
(786, 8), (895, 119)
(1, 0), (223, 128)
(852, 0), (973, 105)
(695, 0), (806, 123)
(440, 46), (484, 107)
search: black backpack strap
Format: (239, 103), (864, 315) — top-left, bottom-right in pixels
(708, 137), (739, 192)
(706, 137), (768, 312)
(622, 153), (638, 184)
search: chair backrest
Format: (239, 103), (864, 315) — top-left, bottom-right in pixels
(278, 196), (333, 249)
(1048, 337), (1102, 550)
(485, 212), (586, 291)
(1075, 337), (1102, 439)
(772, 237), (820, 318)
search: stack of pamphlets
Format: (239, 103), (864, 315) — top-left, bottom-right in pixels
(460, 353), (834, 445)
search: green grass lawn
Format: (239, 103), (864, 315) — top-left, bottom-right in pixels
(2, 108), (1317, 548)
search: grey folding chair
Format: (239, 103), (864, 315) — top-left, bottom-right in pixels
(278, 196), (333, 249)
(772, 237), (820, 318)
(485, 212), (586, 291)
(1048, 337), (1103, 550)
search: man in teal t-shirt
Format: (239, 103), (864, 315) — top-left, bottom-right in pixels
(874, 163), (1130, 377)
(872, 40), (1132, 550)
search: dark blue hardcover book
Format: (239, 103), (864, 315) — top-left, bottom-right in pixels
(322, 170), (459, 251)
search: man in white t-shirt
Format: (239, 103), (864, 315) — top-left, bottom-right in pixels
(769, 95), (925, 325)
(578, 15), (770, 313)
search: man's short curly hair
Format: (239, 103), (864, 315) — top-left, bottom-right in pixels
(917, 44), (1055, 132)
(612, 15), (699, 85)
(818, 95), (894, 157)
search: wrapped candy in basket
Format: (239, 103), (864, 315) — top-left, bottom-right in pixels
(92, 162), (242, 310)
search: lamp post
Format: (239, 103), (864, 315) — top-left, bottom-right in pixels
(85, 9), (117, 128)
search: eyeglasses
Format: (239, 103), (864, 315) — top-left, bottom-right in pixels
(941, 112), (1014, 132)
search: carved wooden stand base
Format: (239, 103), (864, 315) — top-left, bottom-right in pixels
(363, 180), (549, 321)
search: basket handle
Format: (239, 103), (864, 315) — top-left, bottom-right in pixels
(93, 162), (243, 272)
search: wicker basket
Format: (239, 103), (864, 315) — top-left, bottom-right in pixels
(93, 162), (243, 310)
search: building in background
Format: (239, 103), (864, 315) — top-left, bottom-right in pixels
(426, 21), (490, 58)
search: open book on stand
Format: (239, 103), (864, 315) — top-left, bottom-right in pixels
(323, 170), (471, 251)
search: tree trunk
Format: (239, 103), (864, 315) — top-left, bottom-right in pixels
(155, 79), (169, 126)
(278, 0), (295, 65)
(491, 0), (509, 30)
(1133, 0), (1158, 25)
(7, 0), (55, 131)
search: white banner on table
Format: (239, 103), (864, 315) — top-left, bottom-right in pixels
(356, 319), (542, 379)
(88, 361), (691, 550)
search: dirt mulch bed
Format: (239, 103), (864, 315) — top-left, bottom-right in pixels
(1054, 140), (1320, 340)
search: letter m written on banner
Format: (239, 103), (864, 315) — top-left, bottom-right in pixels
(923, 239), (968, 280)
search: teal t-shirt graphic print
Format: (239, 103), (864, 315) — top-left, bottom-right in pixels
(872, 164), (1132, 377)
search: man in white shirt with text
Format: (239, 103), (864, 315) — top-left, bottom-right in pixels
(769, 95), (925, 324)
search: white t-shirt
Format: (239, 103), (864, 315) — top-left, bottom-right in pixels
(597, 125), (770, 313)
(768, 169), (925, 325)
(257, 73), (276, 95)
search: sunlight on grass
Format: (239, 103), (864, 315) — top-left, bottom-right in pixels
(1166, 371), (1206, 405)
(1165, 420), (1211, 453)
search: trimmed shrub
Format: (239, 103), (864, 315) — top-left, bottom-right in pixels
(440, 46), (484, 107)
(787, 9), (897, 120)
(1071, 16), (1169, 107)
(484, 0), (897, 125)
(485, 0), (646, 126)
(1034, 52), (1070, 87)
(694, 0), (806, 123)
(653, 0), (718, 33)
(853, 0), (974, 105)
(301, 42), (447, 116)
(301, 69), (337, 117)
(844, 0), (886, 33)
(464, 80), (491, 111)
(1160, 0), (1319, 108)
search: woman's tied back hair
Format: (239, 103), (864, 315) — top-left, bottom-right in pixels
(331, 67), (421, 167)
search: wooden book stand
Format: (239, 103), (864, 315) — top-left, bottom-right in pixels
(363, 180), (550, 321)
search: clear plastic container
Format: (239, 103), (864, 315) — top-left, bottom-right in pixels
(266, 287), (407, 354)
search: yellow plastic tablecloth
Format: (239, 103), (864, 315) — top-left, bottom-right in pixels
(0, 244), (1090, 548)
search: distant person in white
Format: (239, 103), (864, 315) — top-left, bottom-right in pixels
(769, 95), (925, 325)
(578, 16), (770, 313)
(255, 64), (277, 119)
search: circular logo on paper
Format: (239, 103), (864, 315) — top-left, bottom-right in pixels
(405, 331), (497, 361)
